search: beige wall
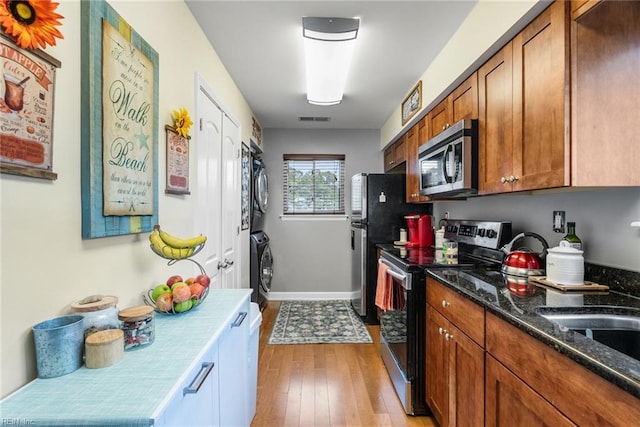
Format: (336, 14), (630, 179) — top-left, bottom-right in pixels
(380, 0), (544, 148)
(0, 0), (254, 397)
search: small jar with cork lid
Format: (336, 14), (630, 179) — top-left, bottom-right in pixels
(118, 305), (155, 350)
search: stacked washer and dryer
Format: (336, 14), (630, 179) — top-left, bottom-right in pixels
(250, 146), (272, 311)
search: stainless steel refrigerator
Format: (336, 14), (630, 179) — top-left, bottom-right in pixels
(350, 173), (431, 324)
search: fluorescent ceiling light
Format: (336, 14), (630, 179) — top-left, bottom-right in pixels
(302, 17), (360, 106)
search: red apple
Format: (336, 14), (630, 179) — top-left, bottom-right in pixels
(172, 283), (191, 303)
(195, 274), (211, 288)
(155, 293), (173, 312)
(166, 275), (183, 288)
(185, 277), (197, 285)
(189, 283), (205, 299)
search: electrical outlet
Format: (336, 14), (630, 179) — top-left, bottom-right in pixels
(553, 210), (565, 232)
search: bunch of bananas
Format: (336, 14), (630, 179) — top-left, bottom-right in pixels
(149, 225), (207, 260)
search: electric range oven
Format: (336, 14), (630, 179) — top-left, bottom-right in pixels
(378, 219), (511, 416)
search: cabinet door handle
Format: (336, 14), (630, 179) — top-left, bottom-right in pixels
(438, 327), (447, 335)
(232, 311), (248, 327)
(441, 300), (449, 308)
(445, 333), (453, 341)
(183, 362), (215, 395)
(509, 175), (518, 183)
(501, 176), (507, 184)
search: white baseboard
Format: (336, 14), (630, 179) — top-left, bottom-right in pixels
(267, 291), (358, 301)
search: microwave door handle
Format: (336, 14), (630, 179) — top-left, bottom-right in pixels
(442, 144), (453, 183)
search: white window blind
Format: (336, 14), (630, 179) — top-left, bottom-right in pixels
(283, 154), (345, 215)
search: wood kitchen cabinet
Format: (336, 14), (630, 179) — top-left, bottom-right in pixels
(427, 72), (478, 140)
(425, 278), (484, 426)
(571, 0), (640, 186)
(384, 134), (406, 172)
(406, 120), (430, 203)
(485, 354), (576, 427)
(479, 1), (569, 195)
(486, 312), (640, 427)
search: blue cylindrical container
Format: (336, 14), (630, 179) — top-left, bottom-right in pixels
(32, 315), (84, 378)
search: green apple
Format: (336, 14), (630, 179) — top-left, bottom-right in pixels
(173, 299), (193, 313)
(151, 284), (171, 301)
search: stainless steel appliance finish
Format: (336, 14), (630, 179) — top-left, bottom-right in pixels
(379, 219), (511, 416)
(250, 231), (272, 310)
(250, 153), (269, 233)
(350, 173), (431, 324)
(418, 119), (478, 199)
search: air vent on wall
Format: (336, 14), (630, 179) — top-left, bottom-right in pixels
(298, 116), (331, 122)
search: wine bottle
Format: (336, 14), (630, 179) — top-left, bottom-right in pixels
(561, 222), (582, 250)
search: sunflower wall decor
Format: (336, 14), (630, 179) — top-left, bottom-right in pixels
(172, 107), (193, 139)
(0, 0), (64, 50)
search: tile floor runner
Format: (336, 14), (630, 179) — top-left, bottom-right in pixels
(268, 300), (373, 344)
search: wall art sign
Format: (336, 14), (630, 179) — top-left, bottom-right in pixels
(0, 34), (61, 180)
(241, 142), (250, 230)
(80, 0), (159, 239)
(401, 80), (422, 126)
(165, 125), (190, 195)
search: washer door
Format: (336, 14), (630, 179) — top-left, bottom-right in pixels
(254, 167), (269, 213)
(260, 244), (273, 293)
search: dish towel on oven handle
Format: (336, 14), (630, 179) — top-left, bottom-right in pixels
(375, 262), (394, 310)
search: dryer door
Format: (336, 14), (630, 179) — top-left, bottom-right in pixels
(254, 166), (269, 213)
(260, 243), (273, 293)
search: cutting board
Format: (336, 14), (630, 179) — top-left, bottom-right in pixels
(529, 276), (609, 292)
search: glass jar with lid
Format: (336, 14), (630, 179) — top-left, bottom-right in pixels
(70, 295), (119, 338)
(118, 305), (155, 350)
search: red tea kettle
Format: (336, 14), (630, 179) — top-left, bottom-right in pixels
(500, 232), (549, 277)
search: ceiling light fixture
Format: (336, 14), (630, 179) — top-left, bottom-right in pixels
(302, 17), (360, 106)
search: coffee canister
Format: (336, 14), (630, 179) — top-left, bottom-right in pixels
(71, 295), (119, 338)
(32, 315), (84, 378)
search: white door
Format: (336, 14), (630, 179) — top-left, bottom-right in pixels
(195, 87), (223, 288)
(194, 77), (241, 289)
(220, 114), (240, 289)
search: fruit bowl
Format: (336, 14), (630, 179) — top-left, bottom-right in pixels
(149, 242), (205, 262)
(142, 285), (209, 315)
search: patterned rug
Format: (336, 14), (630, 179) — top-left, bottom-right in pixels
(268, 300), (373, 344)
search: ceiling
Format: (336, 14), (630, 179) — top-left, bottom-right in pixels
(185, 1), (478, 130)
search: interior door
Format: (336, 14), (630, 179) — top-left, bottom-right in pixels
(196, 87), (223, 287)
(220, 114), (240, 289)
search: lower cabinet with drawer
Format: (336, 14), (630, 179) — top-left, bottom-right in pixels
(485, 312), (640, 427)
(425, 278), (485, 427)
(0, 290), (253, 427)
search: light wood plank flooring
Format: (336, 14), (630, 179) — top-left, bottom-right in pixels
(251, 301), (437, 427)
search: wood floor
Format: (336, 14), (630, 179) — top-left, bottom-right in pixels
(251, 301), (437, 427)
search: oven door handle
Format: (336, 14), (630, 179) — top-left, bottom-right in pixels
(378, 258), (411, 290)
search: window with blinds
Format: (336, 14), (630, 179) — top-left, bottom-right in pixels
(282, 154), (345, 215)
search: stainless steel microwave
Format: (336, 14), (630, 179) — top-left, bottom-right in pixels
(418, 118), (478, 198)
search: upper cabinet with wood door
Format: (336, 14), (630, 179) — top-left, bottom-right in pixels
(571, 0), (640, 186)
(479, 1), (570, 195)
(406, 119), (430, 203)
(428, 73), (479, 139)
(383, 134), (406, 172)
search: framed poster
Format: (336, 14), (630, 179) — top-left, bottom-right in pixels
(165, 125), (190, 195)
(80, 0), (159, 239)
(401, 80), (422, 125)
(241, 142), (250, 230)
(0, 34), (61, 180)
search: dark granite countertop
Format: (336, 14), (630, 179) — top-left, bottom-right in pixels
(425, 267), (640, 399)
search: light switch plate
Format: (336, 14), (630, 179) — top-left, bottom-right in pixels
(553, 210), (565, 232)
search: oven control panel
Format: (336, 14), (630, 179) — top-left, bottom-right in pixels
(444, 219), (512, 250)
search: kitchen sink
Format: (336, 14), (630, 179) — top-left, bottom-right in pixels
(535, 306), (640, 362)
